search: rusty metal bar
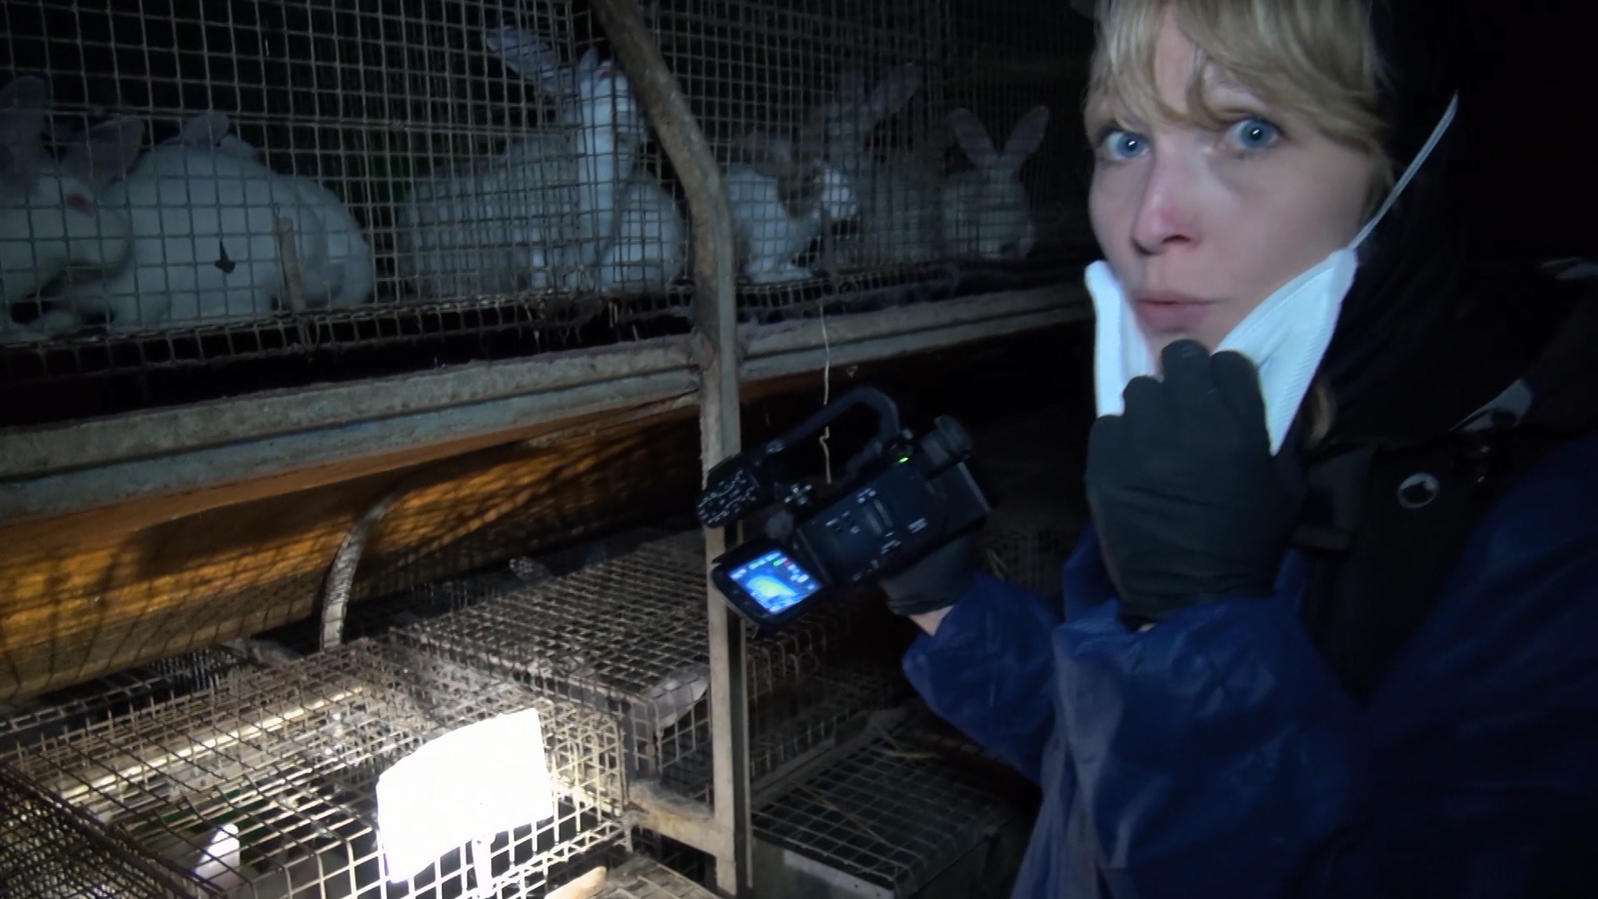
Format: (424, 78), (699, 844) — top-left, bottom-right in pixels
(588, 0), (750, 894)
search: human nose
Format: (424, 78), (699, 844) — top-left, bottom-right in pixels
(1129, 146), (1202, 255)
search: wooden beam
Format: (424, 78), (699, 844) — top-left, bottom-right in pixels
(0, 409), (706, 702)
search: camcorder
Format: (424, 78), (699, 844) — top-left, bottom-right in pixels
(694, 386), (992, 627)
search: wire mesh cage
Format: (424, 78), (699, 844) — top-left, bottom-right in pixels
(746, 661), (911, 788)
(624, 828), (712, 892)
(343, 421), (704, 607)
(596, 855), (718, 899)
(648, 0), (1097, 322)
(1, 0), (694, 427)
(965, 391), (1092, 598)
(1, 409), (701, 706)
(0, 763), (200, 898)
(0, 645), (255, 760)
(386, 529), (893, 803)
(655, 658), (913, 805)
(1, 639), (629, 898)
(977, 523), (1076, 600)
(2, 0), (1094, 425)
(750, 709), (1034, 899)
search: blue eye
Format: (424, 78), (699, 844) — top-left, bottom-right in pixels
(1100, 129), (1149, 161)
(1228, 117), (1281, 152)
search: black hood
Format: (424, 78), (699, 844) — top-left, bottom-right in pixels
(1312, 0), (1579, 448)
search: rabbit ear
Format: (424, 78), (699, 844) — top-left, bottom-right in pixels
(485, 25), (574, 94)
(999, 105), (1050, 171)
(60, 118), (145, 190)
(865, 64), (921, 121)
(215, 132), (259, 158)
(175, 111), (231, 147)
(947, 108), (997, 168)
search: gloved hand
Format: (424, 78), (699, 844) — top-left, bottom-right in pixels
(878, 532), (982, 617)
(1084, 339), (1307, 626)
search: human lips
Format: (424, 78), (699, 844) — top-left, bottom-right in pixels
(1131, 291), (1216, 334)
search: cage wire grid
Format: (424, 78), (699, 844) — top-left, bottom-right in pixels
(0, 763), (199, 899)
(0, 646), (255, 760)
(751, 713), (1022, 898)
(655, 659), (913, 804)
(647, 0), (1093, 322)
(3, 0), (1092, 426)
(341, 423), (705, 608)
(978, 523), (1077, 599)
(384, 529), (891, 802)
(0, 0), (693, 426)
(623, 828), (712, 892)
(594, 855), (717, 899)
(1, 640), (628, 899)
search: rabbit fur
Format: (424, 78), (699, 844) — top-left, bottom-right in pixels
(0, 75), (141, 342)
(49, 110), (375, 334)
(726, 132), (858, 284)
(941, 105), (1050, 260)
(396, 28), (647, 299)
(593, 173), (686, 295)
(798, 64), (942, 268)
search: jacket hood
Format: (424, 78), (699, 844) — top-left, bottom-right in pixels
(1313, 0), (1577, 448)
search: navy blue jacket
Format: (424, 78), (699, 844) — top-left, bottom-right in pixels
(903, 428), (1598, 898)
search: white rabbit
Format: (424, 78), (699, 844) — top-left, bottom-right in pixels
(0, 75), (141, 342)
(396, 27), (646, 299)
(204, 123), (375, 310)
(725, 132), (859, 284)
(592, 173), (686, 295)
(52, 110), (372, 332)
(941, 105), (1051, 260)
(798, 64), (942, 268)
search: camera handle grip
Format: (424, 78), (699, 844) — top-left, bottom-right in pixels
(765, 385), (903, 458)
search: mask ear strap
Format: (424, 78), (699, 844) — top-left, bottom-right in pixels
(1352, 92), (1458, 249)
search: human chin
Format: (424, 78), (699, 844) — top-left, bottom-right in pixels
(1139, 305), (1246, 360)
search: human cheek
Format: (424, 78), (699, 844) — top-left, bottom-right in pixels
(1089, 165), (1141, 262)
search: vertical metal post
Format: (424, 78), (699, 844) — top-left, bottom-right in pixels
(588, 1), (750, 894)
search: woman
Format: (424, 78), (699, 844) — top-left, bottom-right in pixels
(881, 1), (1598, 896)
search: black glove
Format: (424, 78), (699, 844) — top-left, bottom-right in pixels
(878, 532), (981, 617)
(1084, 339), (1307, 625)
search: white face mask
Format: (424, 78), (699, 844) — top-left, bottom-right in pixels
(1086, 94), (1459, 454)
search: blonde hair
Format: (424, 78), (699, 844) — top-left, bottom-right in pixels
(1087, 0), (1393, 199)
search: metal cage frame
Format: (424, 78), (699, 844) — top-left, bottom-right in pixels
(2, 639), (630, 898)
(1, 1), (1097, 893)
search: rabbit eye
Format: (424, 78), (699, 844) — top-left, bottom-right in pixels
(65, 192), (95, 214)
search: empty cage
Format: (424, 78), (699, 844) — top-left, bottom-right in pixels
(387, 530), (902, 804)
(3, 640), (628, 897)
(750, 708), (1035, 899)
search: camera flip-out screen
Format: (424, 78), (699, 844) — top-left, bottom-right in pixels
(713, 541), (825, 626)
